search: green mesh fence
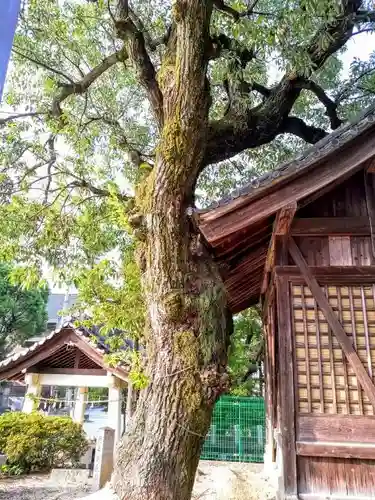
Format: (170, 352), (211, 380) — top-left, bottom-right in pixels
(201, 396), (265, 463)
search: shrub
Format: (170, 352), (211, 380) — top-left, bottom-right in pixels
(0, 411), (88, 474)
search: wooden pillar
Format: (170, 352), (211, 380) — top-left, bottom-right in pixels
(126, 380), (133, 430)
(66, 387), (75, 417)
(264, 313), (275, 473)
(108, 375), (122, 445)
(276, 276), (297, 500)
(23, 373), (41, 413)
(73, 387), (88, 424)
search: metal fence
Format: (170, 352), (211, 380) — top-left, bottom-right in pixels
(201, 396), (265, 463)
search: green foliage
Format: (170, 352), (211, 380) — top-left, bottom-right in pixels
(228, 308), (263, 396)
(0, 412), (88, 474)
(0, 263), (48, 359)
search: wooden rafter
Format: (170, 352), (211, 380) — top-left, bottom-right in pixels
(291, 216), (371, 236)
(261, 202), (297, 294)
(288, 237), (375, 411)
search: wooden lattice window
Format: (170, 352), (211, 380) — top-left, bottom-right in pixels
(292, 283), (375, 416)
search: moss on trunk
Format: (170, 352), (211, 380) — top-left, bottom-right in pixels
(111, 3), (232, 499)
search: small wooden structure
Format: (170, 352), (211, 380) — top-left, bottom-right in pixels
(0, 323), (129, 444)
(198, 106), (375, 499)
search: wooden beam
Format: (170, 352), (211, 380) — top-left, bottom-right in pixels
(276, 276), (297, 497)
(74, 349), (81, 369)
(36, 368), (106, 376)
(296, 441), (375, 460)
(299, 494), (374, 500)
(288, 237), (375, 411)
(297, 414), (375, 443)
(261, 202), (297, 293)
(275, 265), (375, 282)
(37, 372), (110, 388)
(199, 131), (375, 243)
(291, 217), (370, 236)
(364, 170), (375, 259)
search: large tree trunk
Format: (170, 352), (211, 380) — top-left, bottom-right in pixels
(112, 182), (232, 500)
(111, 3), (232, 498)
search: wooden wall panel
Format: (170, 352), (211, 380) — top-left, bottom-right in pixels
(299, 171), (368, 218)
(298, 456), (375, 498)
(351, 237), (375, 266)
(297, 414), (375, 443)
(329, 237), (353, 266)
(292, 283), (375, 415)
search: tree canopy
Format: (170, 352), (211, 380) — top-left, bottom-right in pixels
(0, 263), (48, 359)
(0, 0), (374, 302)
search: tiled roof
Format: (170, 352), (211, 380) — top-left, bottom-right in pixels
(0, 322), (130, 377)
(0, 328), (59, 370)
(201, 104), (375, 212)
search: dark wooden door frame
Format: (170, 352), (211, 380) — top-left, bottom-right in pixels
(276, 276), (298, 499)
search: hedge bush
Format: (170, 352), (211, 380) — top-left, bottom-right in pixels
(0, 411), (88, 474)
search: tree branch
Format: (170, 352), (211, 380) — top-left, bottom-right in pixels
(355, 9), (375, 23)
(69, 179), (130, 201)
(213, 0), (263, 20)
(281, 116), (327, 143)
(88, 114), (149, 166)
(298, 80), (343, 129)
(209, 33), (255, 66)
(12, 47), (76, 85)
(51, 48), (127, 119)
(335, 66), (375, 103)
(128, 7), (158, 51)
(306, 0), (363, 70)
(203, 0), (364, 167)
(114, 5), (164, 128)
(0, 112), (47, 126)
(252, 82), (271, 98)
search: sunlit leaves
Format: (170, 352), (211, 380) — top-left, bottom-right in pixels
(228, 308), (263, 396)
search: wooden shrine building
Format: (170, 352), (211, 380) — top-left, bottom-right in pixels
(197, 105), (375, 500)
(0, 323), (129, 444)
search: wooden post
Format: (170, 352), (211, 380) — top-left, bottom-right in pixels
(23, 373), (41, 413)
(262, 202), (297, 294)
(108, 375), (123, 446)
(276, 276), (298, 500)
(126, 381), (133, 430)
(264, 313), (275, 473)
(364, 168), (375, 259)
(72, 387), (88, 424)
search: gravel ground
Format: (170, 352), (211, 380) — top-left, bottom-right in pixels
(0, 463), (276, 500)
(0, 474), (90, 500)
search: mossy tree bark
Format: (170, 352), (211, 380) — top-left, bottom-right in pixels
(112, 2), (232, 499)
